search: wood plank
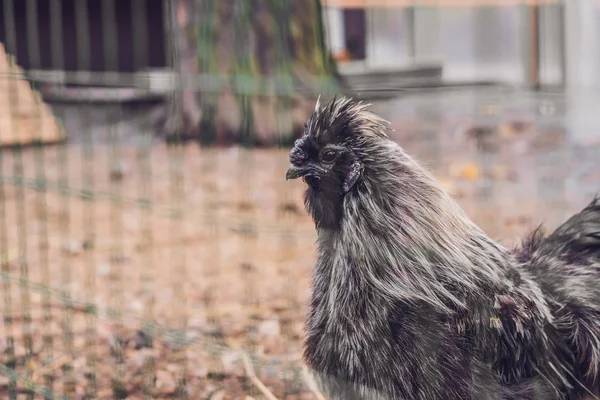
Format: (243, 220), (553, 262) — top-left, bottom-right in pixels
(0, 44), (66, 146)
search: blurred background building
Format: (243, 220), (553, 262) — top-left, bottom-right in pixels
(323, 0), (573, 89)
(0, 0), (598, 399)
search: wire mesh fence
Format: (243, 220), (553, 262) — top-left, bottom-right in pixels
(0, 0), (336, 398)
(0, 0), (599, 399)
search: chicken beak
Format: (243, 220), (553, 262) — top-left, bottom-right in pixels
(285, 165), (307, 180)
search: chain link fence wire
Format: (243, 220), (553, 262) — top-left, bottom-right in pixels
(0, 0), (599, 399)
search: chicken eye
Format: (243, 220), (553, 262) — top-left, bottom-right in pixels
(321, 150), (337, 164)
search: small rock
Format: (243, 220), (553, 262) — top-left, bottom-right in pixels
(166, 363), (178, 373)
(192, 364), (208, 378)
(128, 300), (143, 313)
(220, 351), (239, 371)
(63, 239), (84, 256)
(96, 263), (110, 277)
(258, 318), (281, 338)
(110, 161), (128, 181)
(155, 370), (176, 394)
(134, 349), (154, 367)
(210, 390), (226, 400)
(130, 330), (152, 350)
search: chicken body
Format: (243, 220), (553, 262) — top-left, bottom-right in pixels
(287, 97), (600, 400)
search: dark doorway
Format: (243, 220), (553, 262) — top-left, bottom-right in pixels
(0, 0), (168, 72)
(343, 9), (366, 61)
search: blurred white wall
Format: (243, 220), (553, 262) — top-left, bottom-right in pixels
(332, 6), (526, 83)
(365, 9), (411, 68)
(323, 2), (600, 90)
(412, 6), (522, 83)
(565, 0), (600, 89)
(538, 4), (565, 86)
(323, 7), (346, 55)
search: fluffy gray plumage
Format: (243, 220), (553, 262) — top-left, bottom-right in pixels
(286, 97), (600, 400)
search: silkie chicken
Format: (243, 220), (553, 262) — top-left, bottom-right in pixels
(285, 97), (600, 400)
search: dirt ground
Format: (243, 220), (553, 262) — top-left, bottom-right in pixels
(0, 144), (318, 399)
(0, 96), (599, 398)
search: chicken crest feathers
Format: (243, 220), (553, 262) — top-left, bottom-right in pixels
(308, 95), (389, 141)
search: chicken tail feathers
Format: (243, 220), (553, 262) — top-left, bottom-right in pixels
(539, 196), (600, 266)
(524, 196), (600, 395)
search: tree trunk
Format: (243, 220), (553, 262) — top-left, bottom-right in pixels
(163, 0), (339, 146)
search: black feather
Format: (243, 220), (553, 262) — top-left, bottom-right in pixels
(538, 196), (600, 265)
